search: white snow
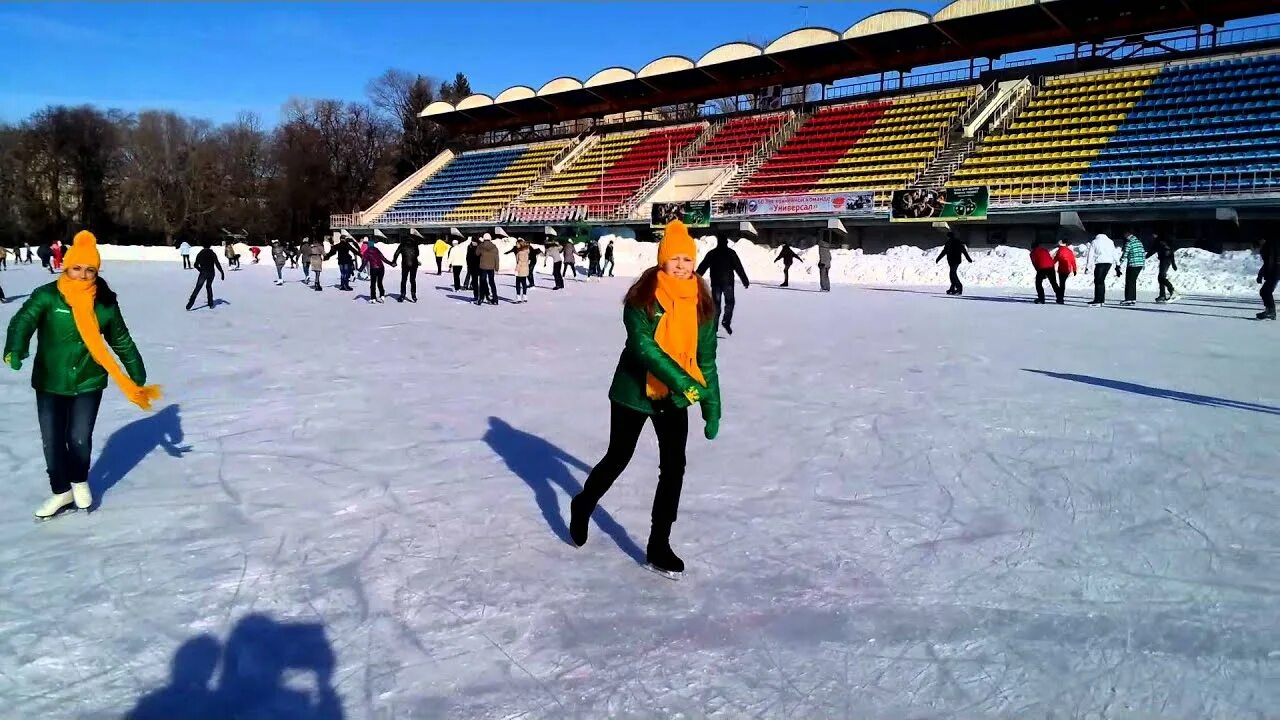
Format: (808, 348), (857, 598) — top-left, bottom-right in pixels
(96, 238), (1268, 297)
(0, 260), (1277, 718)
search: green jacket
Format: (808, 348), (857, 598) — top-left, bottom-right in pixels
(608, 303), (721, 422)
(1122, 236), (1146, 267)
(4, 281), (146, 397)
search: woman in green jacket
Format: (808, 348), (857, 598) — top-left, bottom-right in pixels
(569, 220), (721, 575)
(4, 231), (161, 519)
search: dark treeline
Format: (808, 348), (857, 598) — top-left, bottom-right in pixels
(0, 69), (475, 247)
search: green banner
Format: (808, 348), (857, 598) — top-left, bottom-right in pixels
(890, 186), (989, 222)
(651, 201), (711, 229)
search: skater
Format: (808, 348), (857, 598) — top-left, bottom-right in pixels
(696, 235), (750, 335)
(51, 240), (63, 272)
(26, 244), (35, 264)
(447, 238), (467, 291)
(362, 239), (394, 303)
(1147, 234), (1178, 303)
(935, 232), (972, 295)
(563, 240), (578, 280)
(0, 245), (8, 271)
(325, 235), (359, 291)
(527, 243), (542, 287)
(602, 240), (615, 277)
(307, 238), (325, 291)
(1085, 233), (1118, 306)
(817, 236), (833, 292)
(179, 241), (192, 269)
(568, 220), (721, 576)
(433, 237), (449, 275)
(223, 241), (240, 271)
(1258, 236), (1278, 320)
(287, 241), (300, 269)
(270, 239), (288, 284)
(1119, 230), (1146, 306)
(513, 239), (531, 302)
(587, 240), (602, 278)
(1053, 238), (1077, 304)
(465, 237), (481, 295)
(249, 246), (261, 265)
(476, 233), (499, 305)
(4, 231), (161, 519)
(547, 240), (565, 289)
(774, 243), (802, 287)
(1030, 240), (1059, 304)
(185, 242), (225, 310)
(37, 242), (52, 273)
(392, 236), (421, 302)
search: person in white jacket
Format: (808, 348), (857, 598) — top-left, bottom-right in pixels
(1085, 233), (1119, 306)
(447, 238), (469, 291)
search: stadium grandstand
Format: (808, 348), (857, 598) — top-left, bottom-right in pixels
(331, 0), (1280, 250)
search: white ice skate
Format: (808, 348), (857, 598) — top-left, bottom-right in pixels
(34, 492), (74, 520)
(70, 482), (93, 510)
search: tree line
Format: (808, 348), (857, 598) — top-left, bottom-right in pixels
(0, 70), (475, 247)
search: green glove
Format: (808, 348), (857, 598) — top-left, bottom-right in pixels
(704, 416), (719, 441)
(4, 353), (20, 371)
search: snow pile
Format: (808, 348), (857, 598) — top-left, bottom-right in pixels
(94, 238), (1266, 296)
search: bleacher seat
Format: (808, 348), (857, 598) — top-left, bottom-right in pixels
(683, 113), (788, 166)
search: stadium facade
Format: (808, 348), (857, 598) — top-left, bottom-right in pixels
(330, 0), (1280, 251)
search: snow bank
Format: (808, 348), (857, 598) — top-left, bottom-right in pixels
(95, 239), (1265, 297)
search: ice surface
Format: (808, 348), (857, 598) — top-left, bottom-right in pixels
(1, 260), (1277, 719)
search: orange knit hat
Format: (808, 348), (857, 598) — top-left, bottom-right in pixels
(658, 220), (697, 265)
(62, 230), (102, 270)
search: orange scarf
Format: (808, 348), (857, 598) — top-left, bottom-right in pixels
(646, 270), (706, 400)
(56, 275), (163, 410)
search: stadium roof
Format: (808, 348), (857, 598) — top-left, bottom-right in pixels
(421, 0), (1278, 132)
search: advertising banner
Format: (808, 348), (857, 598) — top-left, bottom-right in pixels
(890, 186), (989, 222)
(719, 192), (874, 217)
(651, 200), (712, 228)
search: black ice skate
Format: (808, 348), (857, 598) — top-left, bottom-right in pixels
(569, 495), (591, 547)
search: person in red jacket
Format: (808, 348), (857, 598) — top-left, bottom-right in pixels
(1053, 238), (1077, 304)
(1030, 241), (1059, 304)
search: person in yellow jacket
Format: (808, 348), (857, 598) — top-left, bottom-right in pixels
(433, 238), (449, 275)
(4, 231), (162, 519)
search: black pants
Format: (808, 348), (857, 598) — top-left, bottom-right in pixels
(400, 263), (417, 299)
(1262, 272), (1278, 313)
(528, 270), (536, 287)
(566, 261), (577, 278)
(275, 263), (285, 281)
(1093, 264), (1111, 303)
(1125, 266), (1142, 302)
(1056, 271), (1070, 303)
(369, 267), (386, 299)
(0, 255), (6, 269)
(818, 263), (831, 292)
(553, 261), (564, 289)
(579, 403), (688, 528)
(948, 262), (963, 294)
(781, 263), (791, 286)
(1035, 269), (1059, 303)
(589, 259), (600, 277)
(452, 266), (462, 290)
(473, 270), (487, 303)
(463, 268), (474, 290)
(186, 272), (215, 309)
(435, 256), (443, 275)
(603, 259), (614, 276)
(37, 390), (103, 494)
(1158, 261), (1175, 297)
(313, 269), (322, 290)
(712, 283), (736, 328)
(516, 275), (529, 297)
(484, 269), (497, 302)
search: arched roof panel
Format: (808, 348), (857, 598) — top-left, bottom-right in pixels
(493, 85), (536, 103)
(696, 42), (762, 67)
(585, 67), (636, 87)
(764, 28), (840, 54)
(934, 0), (1038, 22)
(638, 55), (695, 78)
(843, 9), (931, 39)
(537, 77), (583, 96)
(420, 101), (456, 118)
(455, 94), (493, 111)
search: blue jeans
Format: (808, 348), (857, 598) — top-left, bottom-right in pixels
(36, 390), (103, 494)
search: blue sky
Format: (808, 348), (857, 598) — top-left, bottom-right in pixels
(0, 1), (948, 125)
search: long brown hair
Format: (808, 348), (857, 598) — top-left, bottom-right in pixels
(624, 266), (715, 323)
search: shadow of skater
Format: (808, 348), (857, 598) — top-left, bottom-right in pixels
(127, 614), (344, 720)
(127, 635), (223, 720)
(1024, 369), (1280, 416)
(89, 403), (190, 510)
(483, 417), (645, 563)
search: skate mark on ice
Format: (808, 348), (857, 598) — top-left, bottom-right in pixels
(88, 404), (189, 510)
(482, 417), (646, 563)
(1024, 370), (1280, 416)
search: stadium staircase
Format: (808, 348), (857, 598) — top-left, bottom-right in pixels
(947, 52), (1280, 204)
(710, 112), (807, 203)
(733, 87), (978, 205)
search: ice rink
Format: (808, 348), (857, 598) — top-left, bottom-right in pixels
(1, 260), (1276, 719)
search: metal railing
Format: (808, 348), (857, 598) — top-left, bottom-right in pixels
(989, 170), (1280, 207)
(329, 213), (362, 228)
(501, 205), (589, 223)
(1055, 22), (1280, 63)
